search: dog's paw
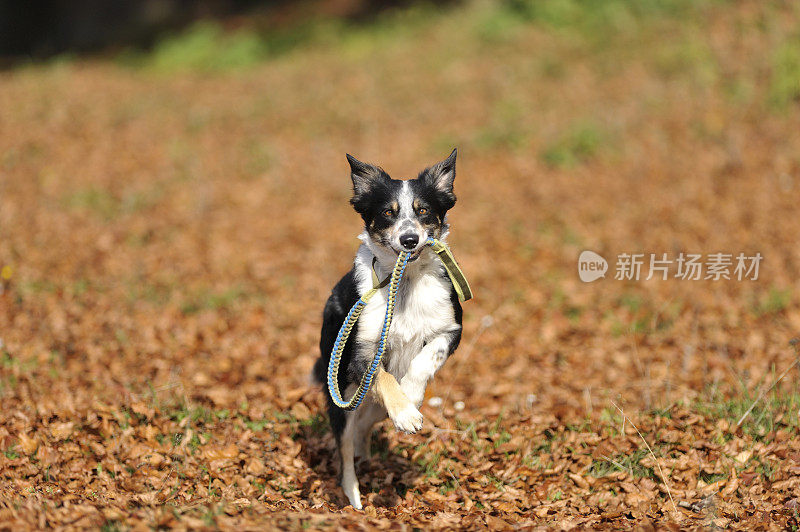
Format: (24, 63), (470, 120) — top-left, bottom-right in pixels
(342, 477), (362, 510)
(349, 497), (363, 510)
(390, 404), (423, 434)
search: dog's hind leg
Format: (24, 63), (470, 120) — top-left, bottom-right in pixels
(352, 402), (384, 460)
(340, 412), (362, 509)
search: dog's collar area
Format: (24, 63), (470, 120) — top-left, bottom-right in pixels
(370, 256), (392, 290)
(370, 239), (472, 303)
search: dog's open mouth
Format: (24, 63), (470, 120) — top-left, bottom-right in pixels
(390, 246), (423, 262)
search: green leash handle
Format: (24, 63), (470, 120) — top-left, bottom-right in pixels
(326, 238), (471, 411)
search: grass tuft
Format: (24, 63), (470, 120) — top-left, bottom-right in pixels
(589, 448), (657, 479)
(753, 287), (792, 317)
(697, 389), (800, 439)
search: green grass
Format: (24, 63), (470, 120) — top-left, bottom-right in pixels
(416, 449), (444, 478)
(126, 5), (442, 73)
(652, 29), (718, 86)
(4, 444), (20, 460)
(117, 0), (728, 77)
(473, 123), (530, 151)
(589, 448), (659, 479)
(0, 351), (38, 396)
(125, 280), (172, 307)
(240, 414), (270, 433)
(604, 294), (681, 337)
(17, 279), (58, 300)
(753, 457), (780, 481)
(541, 122), (606, 168)
(769, 34), (800, 109)
(474, 4), (528, 44)
(64, 186), (159, 220)
(298, 413), (328, 437)
(100, 521), (123, 532)
(697, 390), (800, 439)
(607, 310), (654, 337)
(753, 287), (792, 317)
(169, 404), (222, 426)
(65, 187), (117, 219)
(180, 286), (247, 315)
(145, 22), (269, 73)
(699, 471), (727, 484)
(619, 293), (644, 313)
(1, 350), (15, 370)
(501, 0), (715, 42)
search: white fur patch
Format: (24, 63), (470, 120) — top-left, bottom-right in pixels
(398, 181), (414, 221)
(390, 402), (423, 433)
(400, 335), (451, 406)
(352, 237), (458, 400)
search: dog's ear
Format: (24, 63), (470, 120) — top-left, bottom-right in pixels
(420, 148), (457, 209)
(347, 154), (389, 213)
(347, 153), (386, 196)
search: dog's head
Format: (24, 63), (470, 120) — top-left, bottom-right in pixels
(346, 149), (457, 258)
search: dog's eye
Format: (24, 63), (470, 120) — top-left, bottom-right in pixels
(418, 207), (428, 215)
(383, 209), (394, 217)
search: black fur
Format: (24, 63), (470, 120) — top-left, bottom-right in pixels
(447, 286), (463, 355)
(346, 149), (457, 247)
(313, 270), (360, 442)
(417, 148), (457, 211)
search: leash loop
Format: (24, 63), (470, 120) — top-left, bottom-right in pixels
(326, 238), (471, 411)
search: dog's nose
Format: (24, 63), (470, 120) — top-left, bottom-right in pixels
(400, 234), (419, 250)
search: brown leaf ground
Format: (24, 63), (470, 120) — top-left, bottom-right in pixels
(1, 1), (800, 529)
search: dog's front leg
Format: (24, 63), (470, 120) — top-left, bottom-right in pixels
(400, 329), (460, 407)
(371, 366), (423, 433)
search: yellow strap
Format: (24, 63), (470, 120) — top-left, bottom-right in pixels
(370, 257), (391, 290)
(429, 240), (473, 302)
(357, 257), (391, 305)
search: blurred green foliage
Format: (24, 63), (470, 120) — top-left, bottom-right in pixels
(753, 287), (793, 317)
(128, 0), (724, 73)
(64, 185), (159, 220)
(501, 0), (710, 35)
(541, 123), (605, 168)
(129, 5), (439, 72)
(147, 22), (268, 72)
(769, 35), (800, 109)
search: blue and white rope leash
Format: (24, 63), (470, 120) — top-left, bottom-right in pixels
(326, 238), (472, 411)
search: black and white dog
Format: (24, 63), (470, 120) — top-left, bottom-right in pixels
(312, 149), (463, 509)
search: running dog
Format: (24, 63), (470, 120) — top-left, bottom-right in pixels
(312, 149), (464, 509)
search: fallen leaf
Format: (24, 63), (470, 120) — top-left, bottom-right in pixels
(17, 433), (39, 455)
(49, 422), (74, 441)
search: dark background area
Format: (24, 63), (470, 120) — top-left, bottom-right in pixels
(0, 0), (430, 59)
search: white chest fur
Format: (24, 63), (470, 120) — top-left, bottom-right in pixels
(353, 246), (455, 381)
